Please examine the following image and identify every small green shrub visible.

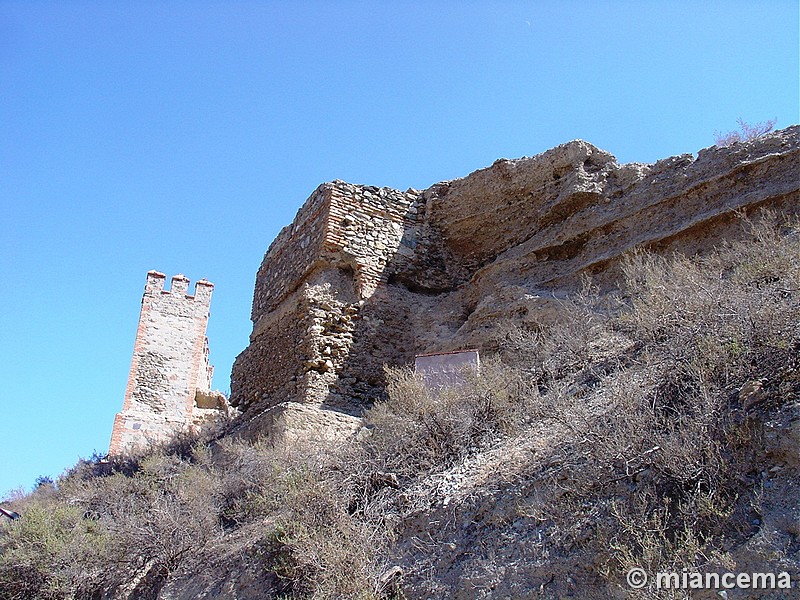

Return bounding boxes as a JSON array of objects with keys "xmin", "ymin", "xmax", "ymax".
[{"xmin": 0, "ymin": 499, "xmax": 108, "ymax": 599}]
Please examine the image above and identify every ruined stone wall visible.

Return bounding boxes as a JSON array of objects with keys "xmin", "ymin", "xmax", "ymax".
[
  {"xmin": 231, "ymin": 182, "xmax": 424, "ymax": 414},
  {"xmin": 249, "ymin": 181, "xmax": 422, "ymax": 331},
  {"xmin": 109, "ymin": 272, "xmax": 222, "ymax": 454},
  {"xmin": 322, "ymin": 181, "xmax": 421, "ymax": 297},
  {"xmin": 230, "ymin": 126, "xmax": 800, "ymax": 430}
]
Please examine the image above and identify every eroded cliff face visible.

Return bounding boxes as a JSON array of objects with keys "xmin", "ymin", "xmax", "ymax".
[{"xmin": 230, "ymin": 126, "xmax": 799, "ymax": 426}]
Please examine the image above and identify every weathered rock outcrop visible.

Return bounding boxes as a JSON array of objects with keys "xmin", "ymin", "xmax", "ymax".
[{"xmin": 230, "ymin": 127, "xmax": 799, "ymax": 431}]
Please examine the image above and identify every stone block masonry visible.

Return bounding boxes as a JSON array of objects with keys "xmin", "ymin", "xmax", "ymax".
[
  {"xmin": 249, "ymin": 181, "xmax": 423, "ymax": 331},
  {"xmin": 109, "ymin": 271, "xmax": 228, "ymax": 455}
]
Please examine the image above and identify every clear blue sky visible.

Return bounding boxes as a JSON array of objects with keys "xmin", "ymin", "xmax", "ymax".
[{"xmin": 1, "ymin": 1, "xmax": 797, "ymax": 496}]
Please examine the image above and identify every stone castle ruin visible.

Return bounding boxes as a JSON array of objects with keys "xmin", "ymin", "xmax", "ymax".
[
  {"xmin": 109, "ymin": 271, "xmax": 228, "ymax": 455},
  {"xmin": 228, "ymin": 126, "xmax": 799, "ymax": 435},
  {"xmin": 110, "ymin": 126, "xmax": 799, "ymax": 449}
]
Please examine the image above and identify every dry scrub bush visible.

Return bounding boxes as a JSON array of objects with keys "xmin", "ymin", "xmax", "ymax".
[
  {"xmin": 0, "ymin": 500, "xmax": 107, "ymax": 599},
  {"xmin": 213, "ymin": 439, "xmax": 385, "ymax": 599},
  {"xmin": 0, "ymin": 437, "xmax": 386, "ymax": 600},
  {"xmin": 507, "ymin": 211, "xmax": 799, "ymax": 594},
  {"xmin": 0, "ymin": 449, "xmax": 221, "ymax": 599},
  {"xmin": 359, "ymin": 358, "xmax": 530, "ymax": 483},
  {"xmin": 714, "ymin": 118, "xmax": 777, "ymax": 147},
  {"xmin": 55, "ymin": 454, "xmax": 221, "ymax": 598},
  {"xmin": 252, "ymin": 467, "xmax": 380, "ymax": 599}
]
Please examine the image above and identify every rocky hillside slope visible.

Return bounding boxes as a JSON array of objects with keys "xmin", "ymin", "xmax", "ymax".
[
  {"xmin": 1, "ymin": 128, "xmax": 798, "ymax": 600},
  {"xmin": 2, "ymin": 207, "xmax": 797, "ymax": 600}
]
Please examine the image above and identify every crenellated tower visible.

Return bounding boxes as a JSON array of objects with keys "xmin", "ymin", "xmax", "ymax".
[{"xmin": 109, "ymin": 271, "xmax": 227, "ymax": 455}]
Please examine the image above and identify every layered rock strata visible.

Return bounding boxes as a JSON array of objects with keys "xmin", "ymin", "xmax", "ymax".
[{"xmin": 230, "ymin": 127, "xmax": 799, "ymax": 424}]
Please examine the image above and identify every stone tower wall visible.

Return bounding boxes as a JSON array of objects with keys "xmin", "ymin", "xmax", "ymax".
[
  {"xmin": 109, "ymin": 272, "xmax": 217, "ymax": 455},
  {"xmin": 231, "ymin": 181, "xmax": 423, "ymax": 414}
]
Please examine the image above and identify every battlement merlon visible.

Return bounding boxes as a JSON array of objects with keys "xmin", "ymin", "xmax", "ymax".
[
  {"xmin": 194, "ymin": 279, "xmax": 214, "ymax": 304},
  {"xmin": 143, "ymin": 271, "xmax": 214, "ymax": 304},
  {"xmin": 144, "ymin": 270, "xmax": 166, "ymax": 294},
  {"xmin": 170, "ymin": 274, "xmax": 190, "ymax": 295}
]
